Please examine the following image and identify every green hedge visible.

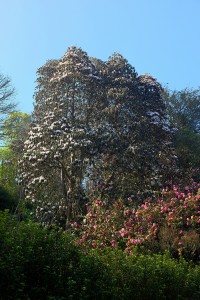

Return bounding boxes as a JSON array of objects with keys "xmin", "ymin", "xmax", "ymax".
[{"xmin": 0, "ymin": 210, "xmax": 199, "ymax": 299}]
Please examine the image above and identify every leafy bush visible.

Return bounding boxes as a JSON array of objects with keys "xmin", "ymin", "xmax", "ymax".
[
  {"xmin": 0, "ymin": 210, "xmax": 200, "ymax": 299},
  {"xmin": 91, "ymin": 249, "xmax": 191, "ymax": 300},
  {"xmin": 0, "ymin": 211, "xmax": 114, "ymax": 299},
  {"xmin": 0, "ymin": 210, "xmax": 81, "ymax": 299}
]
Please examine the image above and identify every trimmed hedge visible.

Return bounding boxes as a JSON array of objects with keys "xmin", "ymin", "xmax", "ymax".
[{"xmin": 0, "ymin": 210, "xmax": 199, "ymax": 299}]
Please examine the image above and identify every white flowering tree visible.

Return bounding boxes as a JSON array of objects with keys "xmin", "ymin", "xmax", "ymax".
[
  {"xmin": 19, "ymin": 47, "xmax": 104, "ymax": 226},
  {"xmin": 19, "ymin": 47, "xmax": 176, "ymax": 227}
]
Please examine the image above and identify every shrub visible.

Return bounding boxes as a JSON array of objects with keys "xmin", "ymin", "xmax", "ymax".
[
  {"xmin": 84, "ymin": 248, "xmax": 200, "ymax": 300},
  {"xmin": 73, "ymin": 181, "xmax": 200, "ymax": 260},
  {"xmin": 0, "ymin": 211, "xmax": 81, "ymax": 299}
]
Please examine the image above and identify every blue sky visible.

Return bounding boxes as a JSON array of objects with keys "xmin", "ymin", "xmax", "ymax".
[{"xmin": 0, "ymin": 0, "xmax": 200, "ymax": 114}]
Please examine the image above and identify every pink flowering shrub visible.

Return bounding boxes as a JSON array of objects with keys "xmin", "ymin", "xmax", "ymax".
[{"xmin": 72, "ymin": 181, "xmax": 200, "ymax": 259}]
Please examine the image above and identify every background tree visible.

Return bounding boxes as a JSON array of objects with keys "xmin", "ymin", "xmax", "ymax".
[
  {"xmin": 0, "ymin": 73, "xmax": 17, "ymax": 210},
  {"xmin": 0, "ymin": 112, "xmax": 30, "ymax": 210},
  {"xmin": 0, "ymin": 73, "xmax": 16, "ymax": 135},
  {"xmin": 0, "ymin": 147, "xmax": 17, "ymax": 210},
  {"xmin": 20, "ymin": 47, "xmax": 176, "ymax": 227},
  {"xmin": 2, "ymin": 111, "xmax": 31, "ymax": 155},
  {"xmin": 164, "ymin": 88, "xmax": 200, "ymax": 133},
  {"xmin": 164, "ymin": 88, "xmax": 200, "ymax": 180}
]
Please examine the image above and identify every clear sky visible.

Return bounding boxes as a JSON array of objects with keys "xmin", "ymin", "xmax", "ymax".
[{"xmin": 0, "ymin": 0, "xmax": 200, "ymax": 114}]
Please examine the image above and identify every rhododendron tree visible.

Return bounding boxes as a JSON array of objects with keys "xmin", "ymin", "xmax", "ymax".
[{"xmin": 19, "ymin": 46, "xmax": 176, "ymax": 226}]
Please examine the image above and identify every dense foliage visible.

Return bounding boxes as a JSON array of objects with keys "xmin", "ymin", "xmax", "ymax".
[
  {"xmin": 0, "ymin": 210, "xmax": 200, "ymax": 300},
  {"xmin": 0, "ymin": 184, "xmax": 16, "ymax": 211}
]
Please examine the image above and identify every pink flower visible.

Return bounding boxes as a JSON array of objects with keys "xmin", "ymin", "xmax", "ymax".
[
  {"xmin": 111, "ymin": 240, "xmax": 116, "ymax": 247},
  {"xmin": 119, "ymin": 228, "xmax": 127, "ymax": 237}
]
